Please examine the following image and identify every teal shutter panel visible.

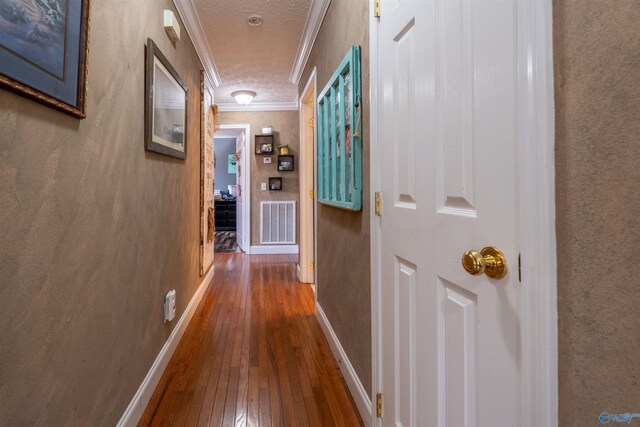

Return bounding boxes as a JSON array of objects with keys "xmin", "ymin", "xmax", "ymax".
[{"xmin": 316, "ymin": 45, "xmax": 362, "ymax": 211}]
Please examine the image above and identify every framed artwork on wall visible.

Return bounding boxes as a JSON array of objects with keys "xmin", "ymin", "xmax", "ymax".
[
  {"xmin": 0, "ymin": 0, "xmax": 91, "ymax": 118},
  {"xmin": 228, "ymin": 154, "xmax": 237, "ymax": 173},
  {"xmin": 269, "ymin": 177, "xmax": 282, "ymax": 191},
  {"xmin": 255, "ymin": 135, "xmax": 274, "ymax": 155},
  {"xmin": 145, "ymin": 38, "xmax": 188, "ymax": 159},
  {"xmin": 278, "ymin": 155, "xmax": 294, "ymax": 171}
]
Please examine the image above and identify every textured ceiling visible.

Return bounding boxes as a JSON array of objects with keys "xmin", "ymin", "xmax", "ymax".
[{"xmin": 192, "ymin": 0, "xmax": 313, "ymax": 105}]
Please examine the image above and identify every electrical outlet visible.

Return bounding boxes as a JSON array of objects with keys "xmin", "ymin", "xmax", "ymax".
[
  {"xmin": 261, "ymin": 182, "xmax": 267, "ymax": 191},
  {"xmin": 164, "ymin": 290, "xmax": 176, "ymax": 322}
]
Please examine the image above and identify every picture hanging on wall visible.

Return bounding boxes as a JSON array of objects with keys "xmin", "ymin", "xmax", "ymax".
[
  {"xmin": 0, "ymin": 0, "xmax": 91, "ymax": 118},
  {"xmin": 255, "ymin": 134, "xmax": 274, "ymax": 155},
  {"xmin": 269, "ymin": 177, "xmax": 282, "ymax": 191},
  {"xmin": 145, "ymin": 38, "xmax": 188, "ymax": 159},
  {"xmin": 278, "ymin": 155, "xmax": 294, "ymax": 172},
  {"xmin": 228, "ymin": 154, "xmax": 237, "ymax": 173}
]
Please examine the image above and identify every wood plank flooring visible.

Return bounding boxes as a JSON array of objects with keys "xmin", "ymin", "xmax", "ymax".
[{"xmin": 139, "ymin": 254, "xmax": 363, "ymax": 427}]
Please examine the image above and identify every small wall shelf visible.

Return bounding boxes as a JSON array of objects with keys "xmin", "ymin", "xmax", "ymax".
[
  {"xmin": 278, "ymin": 155, "xmax": 294, "ymax": 171},
  {"xmin": 316, "ymin": 45, "xmax": 362, "ymax": 211},
  {"xmin": 269, "ymin": 177, "xmax": 282, "ymax": 191},
  {"xmin": 255, "ymin": 135, "xmax": 274, "ymax": 155}
]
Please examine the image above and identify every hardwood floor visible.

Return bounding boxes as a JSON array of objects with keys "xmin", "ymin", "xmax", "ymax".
[{"xmin": 139, "ymin": 253, "xmax": 363, "ymax": 427}]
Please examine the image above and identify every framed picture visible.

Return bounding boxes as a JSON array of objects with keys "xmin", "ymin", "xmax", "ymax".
[
  {"xmin": 255, "ymin": 135, "xmax": 274, "ymax": 155},
  {"xmin": 228, "ymin": 154, "xmax": 237, "ymax": 173},
  {"xmin": 145, "ymin": 38, "xmax": 188, "ymax": 159},
  {"xmin": 0, "ymin": 0, "xmax": 90, "ymax": 118},
  {"xmin": 269, "ymin": 177, "xmax": 282, "ymax": 191},
  {"xmin": 278, "ymin": 155, "xmax": 294, "ymax": 171}
]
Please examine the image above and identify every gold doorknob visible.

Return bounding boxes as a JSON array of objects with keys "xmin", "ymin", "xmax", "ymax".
[{"xmin": 461, "ymin": 247, "xmax": 507, "ymax": 279}]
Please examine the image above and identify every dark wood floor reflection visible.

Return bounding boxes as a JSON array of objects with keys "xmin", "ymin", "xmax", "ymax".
[{"xmin": 139, "ymin": 254, "xmax": 363, "ymax": 427}]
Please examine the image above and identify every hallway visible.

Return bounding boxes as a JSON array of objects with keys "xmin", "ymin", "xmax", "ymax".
[{"xmin": 139, "ymin": 254, "xmax": 363, "ymax": 426}]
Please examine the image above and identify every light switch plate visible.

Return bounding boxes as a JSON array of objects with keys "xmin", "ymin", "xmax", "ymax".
[{"xmin": 261, "ymin": 182, "xmax": 267, "ymax": 191}]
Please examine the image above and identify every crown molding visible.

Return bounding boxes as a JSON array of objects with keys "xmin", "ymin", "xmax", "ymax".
[
  {"xmin": 218, "ymin": 99, "xmax": 299, "ymax": 112},
  {"xmin": 289, "ymin": 0, "xmax": 332, "ymax": 86},
  {"xmin": 172, "ymin": 0, "xmax": 222, "ymax": 87}
]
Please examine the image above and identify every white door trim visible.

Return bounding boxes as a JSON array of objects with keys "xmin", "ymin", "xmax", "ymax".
[
  {"xmin": 298, "ymin": 68, "xmax": 318, "ymax": 286},
  {"xmin": 368, "ymin": 0, "xmax": 558, "ymax": 426},
  {"xmin": 516, "ymin": 1, "xmax": 558, "ymax": 425},
  {"xmin": 369, "ymin": 3, "xmax": 382, "ymax": 425},
  {"xmin": 217, "ymin": 124, "xmax": 251, "ymax": 254}
]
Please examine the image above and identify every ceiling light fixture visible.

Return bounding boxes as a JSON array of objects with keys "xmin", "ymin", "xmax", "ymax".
[
  {"xmin": 246, "ymin": 14, "xmax": 263, "ymax": 26},
  {"xmin": 232, "ymin": 90, "xmax": 257, "ymax": 105}
]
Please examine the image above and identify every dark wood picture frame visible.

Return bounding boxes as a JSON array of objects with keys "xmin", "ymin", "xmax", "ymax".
[
  {"xmin": 278, "ymin": 155, "xmax": 295, "ymax": 171},
  {"xmin": 255, "ymin": 135, "xmax": 275, "ymax": 155},
  {"xmin": 145, "ymin": 38, "xmax": 188, "ymax": 159},
  {"xmin": 0, "ymin": 0, "xmax": 91, "ymax": 118},
  {"xmin": 269, "ymin": 177, "xmax": 282, "ymax": 191}
]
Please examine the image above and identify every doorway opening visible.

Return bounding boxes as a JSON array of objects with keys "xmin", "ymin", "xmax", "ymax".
[
  {"xmin": 214, "ymin": 124, "xmax": 251, "ymax": 253},
  {"xmin": 298, "ymin": 69, "xmax": 317, "ymax": 288}
]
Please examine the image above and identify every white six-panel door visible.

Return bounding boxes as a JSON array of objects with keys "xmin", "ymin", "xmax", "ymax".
[{"xmin": 377, "ymin": 0, "xmax": 522, "ymax": 425}]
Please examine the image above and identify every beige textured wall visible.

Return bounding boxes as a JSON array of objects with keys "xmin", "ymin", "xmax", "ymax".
[
  {"xmin": 299, "ymin": 0, "xmax": 371, "ymax": 395},
  {"xmin": 554, "ymin": 1, "xmax": 640, "ymax": 425},
  {"xmin": 219, "ymin": 111, "xmax": 300, "ymax": 246},
  {"xmin": 0, "ymin": 1, "xmax": 203, "ymax": 424}
]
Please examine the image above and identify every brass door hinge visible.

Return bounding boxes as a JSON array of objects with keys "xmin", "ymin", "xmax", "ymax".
[
  {"xmin": 374, "ymin": 0, "xmax": 381, "ymax": 18},
  {"xmin": 375, "ymin": 192, "xmax": 382, "ymax": 216},
  {"xmin": 309, "ymin": 190, "xmax": 314, "ymax": 199},
  {"xmin": 309, "ymin": 118, "xmax": 314, "ymax": 128},
  {"xmin": 376, "ymin": 393, "xmax": 383, "ymax": 418},
  {"xmin": 310, "ymin": 261, "xmax": 315, "ymax": 270}
]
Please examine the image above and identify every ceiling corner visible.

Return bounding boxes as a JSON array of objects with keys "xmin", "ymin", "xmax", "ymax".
[
  {"xmin": 172, "ymin": 0, "xmax": 222, "ymax": 87},
  {"xmin": 289, "ymin": 0, "xmax": 332, "ymax": 86}
]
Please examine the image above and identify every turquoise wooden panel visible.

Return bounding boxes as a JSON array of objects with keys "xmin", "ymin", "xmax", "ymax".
[
  {"xmin": 317, "ymin": 99, "xmax": 325, "ymax": 200},
  {"xmin": 316, "ymin": 45, "xmax": 362, "ymax": 211}
]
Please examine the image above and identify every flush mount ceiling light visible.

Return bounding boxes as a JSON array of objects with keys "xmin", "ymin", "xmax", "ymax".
[
  {"xmin": 246, "ymin": 14, "xmax": 263, "ymax": 26},
  {"xmin": 232, "ymin": 90, "xmax": 257, "ymax": 105}
]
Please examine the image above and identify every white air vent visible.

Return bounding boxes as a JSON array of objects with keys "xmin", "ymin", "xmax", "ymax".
[{"xmin": 260, "ymin": 201, "xmax": 296, "ymax": 244}]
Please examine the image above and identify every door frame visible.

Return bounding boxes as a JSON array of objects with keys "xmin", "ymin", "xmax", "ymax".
[
  {"xmin": 368, "ymin": 0, "xmax": 558, "ymax": 426},
  {"xmin": 298, "ymin": 68, "xmax": 318, "ymax": 286},
  {"xmin": 216, "ymin": 124, "xmax": 251, "ymax": 253}
]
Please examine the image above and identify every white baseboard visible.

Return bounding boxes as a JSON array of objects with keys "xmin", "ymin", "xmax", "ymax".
[
  {"xmin": 117, "ymin": 266, "xmax": 215, "ymax": 426},
  {"xmin": 316, "ymin": 303, "xmax": 373, "ymax": 425},
  {"xmin": 249, "ymin": 245, "xmax": 299, "ymax": 255}
]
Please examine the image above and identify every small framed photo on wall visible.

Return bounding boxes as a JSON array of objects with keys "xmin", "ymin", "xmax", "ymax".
[
  {"xmin": 269, "ymin": 177, "xmax": 282, "ymax": 191},
  {"xmin": 277, "ymin": 155, "xmax": 294, "ymax": 171},
  {"xmin": 255, "ymin": 135, "xmax": 274, "ymax": 155}
]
